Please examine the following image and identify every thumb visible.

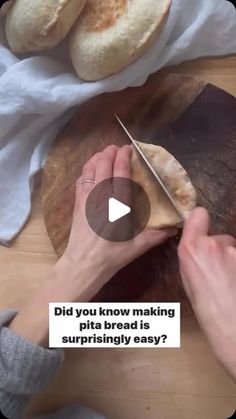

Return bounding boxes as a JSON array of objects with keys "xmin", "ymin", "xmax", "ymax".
[
  {"xmin": 137, "ymin": 227, "xmax": 178, "ymax": 253},
  {"xmin": 182, "ymin": 207, "xmax": 210, "ymax": 242}
]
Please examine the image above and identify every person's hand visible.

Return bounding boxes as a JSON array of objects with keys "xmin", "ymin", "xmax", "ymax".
[
  {"xmin": 9, "ymin": 145, "xmax": 176, "ymax": 347},
  {"xmin": 178, "ymin": 207, "xmax": 236, "ymax": 379},
  {"xmin": 60, "ymin": 144, "xmax": 177, "ymax": 300}
]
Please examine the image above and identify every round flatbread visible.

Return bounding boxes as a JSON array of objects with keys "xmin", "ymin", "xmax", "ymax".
[
  {"xmin": 70, "ymin": 0, "xmax": 171, "ymax": 81},
  {"xmin": 131, "ymin": 142, "xmax": 197, "ymax": 229},
  {"xmin": 5, "ymin": 0, "xmax": 87, "ymax": 54},
  {"xmin": 0, "ymin": 1, "xmax": 12, "ymax": 17}
]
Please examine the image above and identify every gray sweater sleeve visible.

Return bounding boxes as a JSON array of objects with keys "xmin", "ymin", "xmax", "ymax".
[{"xmin": 0, "ymin": 310, "xmax": 64, "ymax": 419}]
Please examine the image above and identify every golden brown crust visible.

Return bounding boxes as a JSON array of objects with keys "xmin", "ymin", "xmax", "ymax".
[
  {"xmin": 70, "ymin": 0, "xmax": 171, "ymax": 81},
  {"xmin": 5, "ymin": 0, "xmax": 87, "ymax": 54},
  {"xmin": 82, "ymin": 0, "xmax": 128, "ymax": 32}
]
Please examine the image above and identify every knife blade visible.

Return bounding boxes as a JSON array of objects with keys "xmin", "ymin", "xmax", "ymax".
[{"xmin": 115, "ymin": 114, "xmax": 186, "ymax": 223}]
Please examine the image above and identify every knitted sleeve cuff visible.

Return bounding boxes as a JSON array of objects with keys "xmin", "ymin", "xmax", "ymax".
[{"xmin": 0, "ymin": 309, "xmax": 64, "ymax": 395}]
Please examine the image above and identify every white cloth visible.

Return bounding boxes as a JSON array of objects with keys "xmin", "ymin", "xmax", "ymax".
[{"xmin": 0, "ymin": 0, "xmax": 236, "ymax": 245}]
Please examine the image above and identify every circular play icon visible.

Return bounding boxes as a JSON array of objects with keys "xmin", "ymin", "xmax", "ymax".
[{"xmin": 85, "ymin": 177, "xmax": 151, "ymax": 242}]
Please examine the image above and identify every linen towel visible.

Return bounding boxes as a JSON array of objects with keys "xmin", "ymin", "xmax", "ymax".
[{"xmin": 0, "ymin": 0, "xmax": 236, "ymax": 245}]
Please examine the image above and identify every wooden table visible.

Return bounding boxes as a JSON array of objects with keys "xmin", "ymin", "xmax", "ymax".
[{"xmin": 1, "ymin": 56, "xmax": 236, "ymax": 419}]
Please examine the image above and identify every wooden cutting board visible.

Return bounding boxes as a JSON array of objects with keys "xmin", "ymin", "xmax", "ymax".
[{"xmin": 41, "ymin": 73, "xmax": 236, "ymax": 315}]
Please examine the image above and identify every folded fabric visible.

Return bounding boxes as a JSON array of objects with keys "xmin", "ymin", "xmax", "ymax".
[
  {"xmin": 0, "ymin": 310, "xmax": 63, "ymax": 419},
  {"xmin": 0, "ymin": 0, "xmax": 236, "ymax": 245}
]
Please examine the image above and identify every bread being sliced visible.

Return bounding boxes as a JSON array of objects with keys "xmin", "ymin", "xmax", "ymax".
[
  {"xmin": 70, "ymin": 0, "xmax": 171, "ymax": 81},
  {"xmin": 131, "ymin": 142, "xmax": 197, "ymax": 229},
  {"xmin": 6, "ymin": 0, "xmax": 87, "ymax": 54}
]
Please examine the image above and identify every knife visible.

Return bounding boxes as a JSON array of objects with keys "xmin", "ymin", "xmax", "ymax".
[{"xmin": 115, "ymin": 114, "xmax": 186, "ymax": 223}]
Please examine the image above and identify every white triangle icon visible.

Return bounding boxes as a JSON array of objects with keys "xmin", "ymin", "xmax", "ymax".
[{"xmin": 108, "ymin": 197, "xmax": 131, "ymax": 223}]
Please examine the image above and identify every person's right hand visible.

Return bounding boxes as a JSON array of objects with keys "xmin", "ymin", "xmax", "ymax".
[{"xmin": 178, "ymin": 207, "xmax": 236, "ymax": 380}]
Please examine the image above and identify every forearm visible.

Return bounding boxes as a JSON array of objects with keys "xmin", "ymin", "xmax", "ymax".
[
  {"xmin": 0, "ymin": 257, "xmax": 109, "ymax": 419},
  {"xmin": 0, "ymin": 310, "xmax": 63, "ymax": 419},
  {"xmin": 9, "ymin": 256, "xmax": 110, "ymax": 348}
]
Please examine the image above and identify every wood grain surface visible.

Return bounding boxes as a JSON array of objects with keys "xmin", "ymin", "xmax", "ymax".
[{"xmin": 41, "ymin": 73, "xmax": 236, "ymax": 314}]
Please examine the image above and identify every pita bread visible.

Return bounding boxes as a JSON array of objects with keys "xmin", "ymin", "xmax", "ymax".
[
  {"xmin": 131, "ymin": 142, "xmax": 197, "ymax": 229},
  {"xmin": 70, "ymin": 0, "xmax": 171, "ymax": 81},
  {"xmin": 5, "ymin": 0, "xmax": 87, "ymax": 54},
  {"xmin": 0, "ymin": 1, "xmax": 12, "ymax": 17}
]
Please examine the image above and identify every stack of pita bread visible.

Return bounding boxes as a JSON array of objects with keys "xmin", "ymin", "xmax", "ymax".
[
  {"xmin": 4, "ymin": 0, "xmax": 171, "ymax": 80},
  {"xmin": 3, "ymin": 0, "xmax": 197, "ymax": 228}
]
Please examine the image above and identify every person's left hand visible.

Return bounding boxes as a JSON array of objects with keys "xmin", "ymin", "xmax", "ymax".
[
  {"xmin": 9, "ymin": 145, "xmax": 176, "ymax": 347},
  {"xmin": 59, "ymin": 144, "xmax": 177, "ymax": 299}
]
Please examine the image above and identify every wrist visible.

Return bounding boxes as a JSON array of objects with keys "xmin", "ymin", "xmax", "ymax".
[
  {"xmin": 54, "ymin": 254, "xmax": 111, "ymax": 301},
  {"xmin": 8, "ymin": 257, "xmax": 111, "ymax": 349}
]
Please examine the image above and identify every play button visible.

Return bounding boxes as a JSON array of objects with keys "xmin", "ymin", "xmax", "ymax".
[
  {"xmin": 108, "ymin": 198, "xmax": 131, "ymax": 223},
  {"xmin": 85, "ymin": 177, "xmax": 151, "ymax": 242}
]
